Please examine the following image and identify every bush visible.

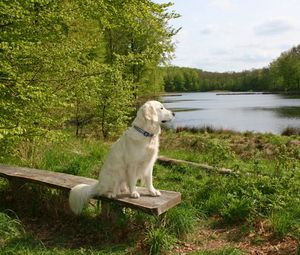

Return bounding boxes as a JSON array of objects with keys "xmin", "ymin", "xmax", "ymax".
[{"xmin": 221, "ymin": 196, "xmax": 253, "ymax": 224}]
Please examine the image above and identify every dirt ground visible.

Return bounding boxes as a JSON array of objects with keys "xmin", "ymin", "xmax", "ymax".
[{"xmin": 173, "ymin": 221, "xmax": 298, "ymax": 255}]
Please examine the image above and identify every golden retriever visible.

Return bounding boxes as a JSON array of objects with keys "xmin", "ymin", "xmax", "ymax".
[{"xmin": 69, "ymin": 100, "xmax": 175, "ymax": 214}]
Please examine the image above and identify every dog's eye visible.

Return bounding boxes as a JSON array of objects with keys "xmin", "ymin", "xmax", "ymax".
[{"xmin": 160, "ymin": 107, "xmax": 164, "ymax": 110}]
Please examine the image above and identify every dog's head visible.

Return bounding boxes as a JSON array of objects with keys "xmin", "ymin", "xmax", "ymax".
[{"xmin": 139, "ymin": 100, "xmax": 175, "ymax": 124}]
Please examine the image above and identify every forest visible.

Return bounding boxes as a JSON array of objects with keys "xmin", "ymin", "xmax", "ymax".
[
  {"xmin": 0, "ymin": 0, "xmax": 179, "ymax": 154},
  {"xmin": 163, "ymin": 45, "xmax": 300, "ymax": 92}
]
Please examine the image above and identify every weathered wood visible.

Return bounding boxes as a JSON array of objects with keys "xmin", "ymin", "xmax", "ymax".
[
  {"xmin": 0, "ymin": 164, "xmax": 181, "ymax": 216},
  {"xmin": 157, "ymin": 155, "xmax": 239, "ymax": 175}
]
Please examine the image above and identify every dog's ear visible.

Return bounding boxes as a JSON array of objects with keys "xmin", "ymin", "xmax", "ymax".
[{"xmin": 142, "ymin": 103, "xmax": 158, "ymax": 122}]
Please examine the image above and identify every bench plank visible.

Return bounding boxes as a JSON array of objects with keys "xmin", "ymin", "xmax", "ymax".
[{"xmin": 0, "ymin": 164, "xmax": 181, "ymax": 215}]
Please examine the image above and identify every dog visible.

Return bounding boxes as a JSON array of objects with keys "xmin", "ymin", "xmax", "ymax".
[{"xmin": 69, "ymin": 100, "xmax": 175, "ymax": 215}]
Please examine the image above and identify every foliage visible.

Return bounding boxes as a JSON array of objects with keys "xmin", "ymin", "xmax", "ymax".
[{"xmin": 0, "ymin": 0, "xmax": 179, "ymax": 155}]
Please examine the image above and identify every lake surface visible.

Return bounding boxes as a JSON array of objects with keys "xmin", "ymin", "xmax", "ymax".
[{"xmin": 161, "ymin": 92, "xmax": 300, "ymax": 134}]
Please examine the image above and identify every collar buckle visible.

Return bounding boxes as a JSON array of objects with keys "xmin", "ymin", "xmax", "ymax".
[{"xmin": 133, "ymin": 125, "xmax": 154, "ymax": 138}]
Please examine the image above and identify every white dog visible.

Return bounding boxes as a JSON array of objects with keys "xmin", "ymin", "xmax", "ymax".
[{"xmin": 69, "ymin": 100, "xmax": 175, "ymax": 215}]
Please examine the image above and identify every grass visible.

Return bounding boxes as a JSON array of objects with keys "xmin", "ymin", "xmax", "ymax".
[
  {"xmin": 0, "ymin": 211, "xmax": 24, "ymax": 244},
  {"xmin": 144, "ymin": 227, "xmax": 176, "ymax": 255},
  {"xmin": 193, "ymin": 247, "xmax": 243, "ymax": 255},
  {"xmin": 0, "ymin": 129, "xmax": 300, "ymax": 254}
]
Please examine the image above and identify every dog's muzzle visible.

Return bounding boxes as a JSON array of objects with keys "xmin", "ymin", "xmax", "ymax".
[{"xmin": 162, "ymin": 112, "xmax": 175, "ymax": 123}]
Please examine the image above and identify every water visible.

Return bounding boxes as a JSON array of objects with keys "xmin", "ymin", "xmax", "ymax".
[{"xmin": 161, "ymin": 92, "xmax": 300, "ymax": 134}]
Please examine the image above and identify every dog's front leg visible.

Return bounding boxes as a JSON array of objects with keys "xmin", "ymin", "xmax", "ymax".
[
  {"xmin": 145, "ymin": 168, "xmax": 161, "ymax": 197},
  {"xmin": 128, "ymin": 167, "xmax": 140, "ymax": 198}
]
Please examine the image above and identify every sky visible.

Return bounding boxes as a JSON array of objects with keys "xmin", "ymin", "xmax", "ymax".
[{"xmin": 154, "ymin": 0, "xmax": 300, "ymax": 72}]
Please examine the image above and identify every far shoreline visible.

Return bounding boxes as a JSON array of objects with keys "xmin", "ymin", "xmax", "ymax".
[{"xmin": 161, "ymin": 91, "xmax": 300, "ymax": 96}]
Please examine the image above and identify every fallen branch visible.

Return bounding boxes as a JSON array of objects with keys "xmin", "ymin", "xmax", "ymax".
[{"xmin": 157, "ymin": 156, "xmax": 240, "ymax": 175}]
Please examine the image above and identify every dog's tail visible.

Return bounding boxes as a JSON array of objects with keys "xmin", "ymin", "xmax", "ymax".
[{"xmin": 69, "ymin": 182, "xmax": 99, "ymax": 215}]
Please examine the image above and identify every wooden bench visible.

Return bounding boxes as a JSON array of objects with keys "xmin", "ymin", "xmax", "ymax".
[{"xmin": 0, "ymin": 164, "xmax": 181, "ymax": 216}]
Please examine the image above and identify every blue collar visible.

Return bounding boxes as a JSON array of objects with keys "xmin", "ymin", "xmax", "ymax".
[{"xmin": 133, "ymin": 125, "xmax": 154, "ymax": 137}]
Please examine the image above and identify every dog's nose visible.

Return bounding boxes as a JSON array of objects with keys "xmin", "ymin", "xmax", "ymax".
[{"xmin": 172, "ymin": 112, "xmax": 175, "ymax": 117}]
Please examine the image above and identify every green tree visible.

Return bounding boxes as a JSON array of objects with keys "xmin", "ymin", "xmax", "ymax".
[
  {"xmin": 0, "ymin": 0, "xmax": 69, "ymax": 152},
  {"xmin": 0, "ymin": 0, "xmax": 179, "ymax": 154}
]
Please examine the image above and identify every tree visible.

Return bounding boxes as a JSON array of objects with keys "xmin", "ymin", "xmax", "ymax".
[
  {"xmin": 0, "ymin": 0, "xmax": 179, "ymax": 155},
  {"xmin": 0, "ymin": 0, "xmax": 69, "ymax": 152}
]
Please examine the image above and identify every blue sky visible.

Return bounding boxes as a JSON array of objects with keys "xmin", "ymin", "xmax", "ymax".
[{"xmin": 154, "ymin": 0, "xmax": 300, "ymax": 72}]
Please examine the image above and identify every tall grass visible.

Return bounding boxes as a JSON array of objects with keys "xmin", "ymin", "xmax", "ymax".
[
  {"xmin": 0, "ymin": 212, "xmax": 24, "ymax": 243},
  {"xmin": 0, "ymin": 137, "xmax": 110, "ymax": 178},
  {"xmin": 144, "ymin": 227, "xmax": 176, "ymax": 255}
]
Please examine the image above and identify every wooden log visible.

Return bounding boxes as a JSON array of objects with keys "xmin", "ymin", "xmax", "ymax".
[
  {"xmin": 0, "ymin": 164, "xmax": 181, "ymax": 216},
  {"xmin": 157, "ymin": 155, "xmax": 239, "ymax": 175}
]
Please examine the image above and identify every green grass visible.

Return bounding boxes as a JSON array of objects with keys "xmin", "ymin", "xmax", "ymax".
[
  {"xmin": 0, "ymin": 212, "xmax": 24, "ymax": 243},
  {"xmin": 144, "ymin": 227, "xmax": 176, "ymax": 255},
  {"xmin": 0, "ymin": 129, "xmax": 300, "ymax": 254},
  {"xmin": 193, "ymin": 247, "xmax": 243, "ymax": 255},
  {"xmin": 0, "ymin": 136, "xmax": 110, "ymax": 178}
]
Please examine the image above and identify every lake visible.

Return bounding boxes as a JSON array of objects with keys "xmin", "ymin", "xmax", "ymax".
[{"xmin": 161, "ymin": 92, "xmax": 300, "ymax": 134}]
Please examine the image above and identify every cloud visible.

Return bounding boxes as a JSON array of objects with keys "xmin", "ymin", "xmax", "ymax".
[
  {"xmin": 199, "ymin": 25, "xmax": 216, "ymax": 35},
  {"xmin": 230, "ymin": 54, "xmax": 271, "ymax": 63},
  {"xmin": 212, "ymin": 48, "xmax": 233, "ymax": 55},
  {"xmin": 255, "ymin": 19, "xmax": 295, "ymax": 36}
]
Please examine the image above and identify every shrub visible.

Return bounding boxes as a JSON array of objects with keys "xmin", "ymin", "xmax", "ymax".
[
  {"xmin": 281, "ymin": 126, "xmax": 300, "ymax": 136},
  {"xmin": 221, "ymin": 196, "xmax": 253, "ymax": 224}
]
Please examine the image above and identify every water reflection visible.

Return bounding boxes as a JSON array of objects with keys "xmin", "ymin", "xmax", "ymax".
[
  {"xmin": 162, "ymin": 92, "xmax": 300, "ymax": 134},
  {"xmin": 273, "ymin": 107, "xmax": 300, "ymax": 118}
]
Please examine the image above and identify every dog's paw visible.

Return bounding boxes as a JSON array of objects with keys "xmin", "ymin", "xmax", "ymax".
[
  {"xmin": 107, "ymin": 192, "xmax": 117, "ymax": 199},
  {"xmin": 119, "ymin": 186, "xmax": 129, "ymax": 194},
  {"xmin": 130, "ymin": 191, "xmax": 140, "ymax": 199},
  {"xmin": 149, "ymin": 189, "xmax": 161, "ymax": 197}
]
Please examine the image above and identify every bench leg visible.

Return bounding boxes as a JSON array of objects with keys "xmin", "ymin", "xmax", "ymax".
[
  {"xmin": 8, "ymin": 178, "xmax": 26, "ymax": 193},
  {"xmin": 100, "ymin": 201, "xmax": 124, "ymax": 223}
]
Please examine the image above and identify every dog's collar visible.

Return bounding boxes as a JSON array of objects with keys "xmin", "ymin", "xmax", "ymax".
[{"xmin": 133, "ymin": 125, "xmax": 154, "ymax": 137}]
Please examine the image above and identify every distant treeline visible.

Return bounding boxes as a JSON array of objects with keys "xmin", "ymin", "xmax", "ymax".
[{"xmin": 162, "ymin": 45, "xmax": 300, "ymax": 92}]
